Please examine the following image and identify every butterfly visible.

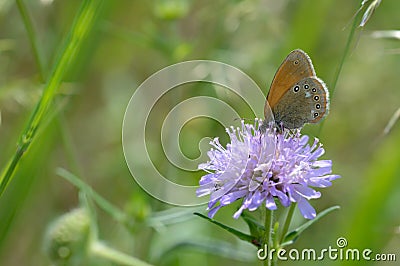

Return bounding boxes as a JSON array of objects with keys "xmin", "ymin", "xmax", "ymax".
[{"xmin": 264, "ymin": 49, "xmax": 330, "ymax": 132}]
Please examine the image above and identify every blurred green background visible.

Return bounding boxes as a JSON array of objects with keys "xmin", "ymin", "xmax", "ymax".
[{"xmin": 0, "ymin": 0, "xmax": 399, "ymax": 265}]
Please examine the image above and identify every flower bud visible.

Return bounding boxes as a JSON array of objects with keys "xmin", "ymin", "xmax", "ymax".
[{"xmin": 43, "ymin": 208, "xmax": 91, "ymax": 264}]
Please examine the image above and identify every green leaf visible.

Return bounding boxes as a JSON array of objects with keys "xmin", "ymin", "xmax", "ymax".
[
  {"xmin": 281, "ymin": 205, "xmax": 340, "ymax": 247},
  {"xmin": 240, "ymin": 211, "xmax": 265, "ymax": 246},
  {"xmin": 194, "ymin": 212, "xmax": 260, "ymax": 247}
]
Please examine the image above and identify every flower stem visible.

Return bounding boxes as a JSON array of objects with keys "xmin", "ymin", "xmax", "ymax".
[
  {"xmin": 272, "ymin": 222, "xmax": 280, "ymax": 266},
  {"xmin": 91, "ymin": 241, "xmax": 153, "ymax": 266},
  {"xmin": 263, "ymin": 209, "xmax": 274, "ymax": 266},
  {"xmin": 279, "ymin": 203, "xmax": 296, "ymax": 244}
]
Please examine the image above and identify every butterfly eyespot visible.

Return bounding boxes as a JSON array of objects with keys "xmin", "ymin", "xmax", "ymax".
[
  {"xmin": 294, "ymin": 60, "xmax": 299, "ymax": 65},
  {"xmin": 314, "ymin": 95, "xmax": 320, "ymax": 101},
  {"xmin": 304, "ymin": 84, "xmax": 309, "ymax": 89},
  {"xmin": 314, "ymin": 112, "xmax": 319, "ymax": 118},
  {"xmin": 312, "ymin": 88, "xmax": 317, "ymax": 93},
  {"xmin": 293, "ymin": 85, "xmax": 300, "ymax": 92},
  {"xmin": 316, "ymin": 103, "xmax": 321, "ymax": 109}
]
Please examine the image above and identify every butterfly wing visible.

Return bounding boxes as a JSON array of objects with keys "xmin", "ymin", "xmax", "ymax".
[
  {"xmin": 308, "ymin": 78, "xmax": 330, "ymax": 124},
  {"xmin": 265, "ymin": 49, "xmax": 316, "ymax": 118},
  {"xmin": 272, "ymin": 77, "xmax": 329, "ymax": 129}
]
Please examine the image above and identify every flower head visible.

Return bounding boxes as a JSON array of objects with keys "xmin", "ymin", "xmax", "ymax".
[{"xmin": 197, "ymin": 119, "xmax": 340, "ymax": 219}]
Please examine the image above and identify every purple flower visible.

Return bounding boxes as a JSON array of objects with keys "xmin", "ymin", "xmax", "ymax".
[{"xmin": 197, "ymin": 119, "xmax": 340, "ymax": 220}]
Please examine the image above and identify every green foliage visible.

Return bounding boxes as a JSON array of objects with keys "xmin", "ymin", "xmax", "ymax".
[
  {"xmin": 194, "ymin": 212, "xmax": 258, "ymax": 246},
  {"xmin": 0, "ymin": 0, "xmax": 104, "ymax": 196},
  {"xmin": 0, "ymin": 0, "xmax": 399, "ymax": 265}
]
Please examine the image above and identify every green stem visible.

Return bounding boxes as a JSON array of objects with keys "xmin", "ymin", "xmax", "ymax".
[
  {"xmin": 16, "ymin": 0, "xmax": 46, "ymax": 82},
  {"xmin": 330, "ymin": 14, "xmax": 360, "ymax": 98},
  {"xmin": 263, "ymin": 209, "xmax": 273, "ymax": 266},
  {"xmin": 279, "ymin": 203, "xmax": 296, "ymax": 244},
  {"xmin": 91, "ymin": 241, "xmax": 154, "ymax": 266},
  {"xmin": 317, "ymin": 2, "xmax": 363, "ymax": 136},
  {"xmin": 0, "ymin": 0, "xmax": 103, "ymax": 197},
  {"xmin": 57, "ymin": 168, "xmax": 127, "ymax": 224},
  {"xmin": 272, "ymin": 222, "xmax": 280, "ymax": 266}
]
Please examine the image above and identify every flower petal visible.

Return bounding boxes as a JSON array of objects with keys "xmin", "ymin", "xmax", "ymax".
[
  {"xmin": 196, "ymin": 120, "xmax": 340, "ymax": 220},
  {"xmin": 265, "ymin": 195, "xmax": 277, "ymax": 210},
  {"xmin": 294, "ymin": 184, "xmax": 321, "ymax": 199},
  {"xmin": 248, "ymin": 190, "xmax": 265, "ymax": 211},
  {"xmin": 220, "ymin": 190, "xmax": 247, "ymax": 205},
  {"xmin": 297, "ymin": 199, "xmax": 316, "ymax": 219},
  {"xmin": 208, "ymin": 205, "xmax": 222, "ymax": 218}
]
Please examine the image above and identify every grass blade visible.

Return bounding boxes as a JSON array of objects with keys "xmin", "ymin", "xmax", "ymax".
[
  {"xmin": 317, "ymin": 1, "xmax": 364, "ymax": 136},
  {"xmin": 0, "ymin": 0, "xmax": 103, "ymax": 197}
]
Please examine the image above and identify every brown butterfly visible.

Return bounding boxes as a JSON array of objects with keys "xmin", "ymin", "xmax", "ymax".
[{"xmin": 264, "ymin": 49, "xmax": 330, "ymax": 131}]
